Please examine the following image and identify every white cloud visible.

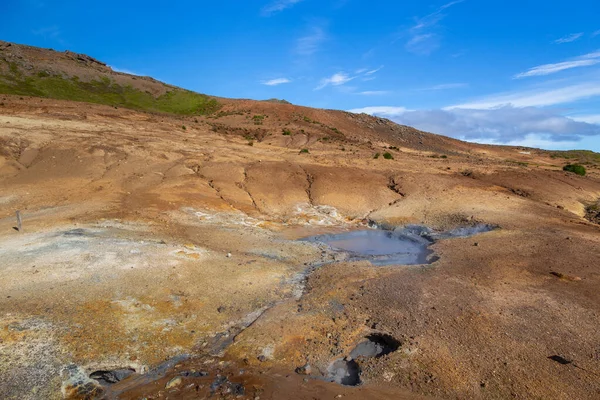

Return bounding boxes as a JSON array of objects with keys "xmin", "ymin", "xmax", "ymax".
[
  {"xmin": 514, "ymin": 51, "xmax": 600, "ymax": 78},
  {"xmin": 296, "ymin": 24, "xmax": 326, "ymax": 56},
  {"xmin": 554, "ymin": 33, "xmax": 584, "ymax": 44},
  {"xmin": 261, "ymin": 78, "xmax": 291, "ymax": 86},
  {"xmin": 348, "ymin": 106, "xmax": 410, "ymax": 117},
  {"xmin": 440, "ymin": 0, "xmax": 466, "ymax": 10},
  {"xmin": 448, "ymin": 82, "xmax": 600, "ymax": 109},
  {"xmin": 315, "ymin": 72, "xmax": 355, "ymax": 90},
  {"xmin": 315, "ymin": 66, "xmax": 385, "ymax": 90},
  {"xmin": 474, "ymin": 134, "xmax": 582, "ymax": 150},
  {"xmin": 581, "ymin": 51, "xmax": 600, "ymax": 59},
  {"xmin": 515, "ymin": 59, "xmax": 600, "ymax": 78},
  {"xmin": 570, "ymin": 114, "xmax": 600, "ymax": 124},
  {"xmin": 261, "ymin": 0, "xmax": 303, "ymax": 16},
  {"xmin": 422, "ymin": 83, "xmax": 468, "ymax": 90},
  {"xmin": 350, "ymin": 105, "xmax": 600, "ymax": 148},
  {"xmin": 405, "ymin": 0, "xmax": 464, "ymax": 55},
  {"xmin": 593, "ymin": 30, "xmax": 600, "ymax": 37},
  {"xmin": 357, "ymin": 91, "xmax": 391, "ymax": 96},
  {"xmin": 365, "ymin": 65, "xmax": 384, "ymax": 75},
  {"xmin": 110, "ymin": 66, "xmax": 142, "ymax": 76}
]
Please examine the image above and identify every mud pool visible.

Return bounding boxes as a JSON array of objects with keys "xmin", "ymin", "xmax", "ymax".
[{"xmin": 304, "ymin": 224, "xmax": 494, "ymax": 266}]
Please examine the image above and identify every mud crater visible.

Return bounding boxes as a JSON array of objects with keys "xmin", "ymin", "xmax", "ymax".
[
  {"xmin": 327, "ymin": 333, "xmax": 402, "ymax": 386},
  {"xmin": 304, "ymin": 224, "xmax": 495, "ymax": 266}
]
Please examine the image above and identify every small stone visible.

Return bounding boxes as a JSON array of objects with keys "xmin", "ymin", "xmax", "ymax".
[
  {"xmin": 257, "ymin": 355, "xmax": 266, "ymax": 362},
  {"xmin": 295, "ymin": 363, "xmax": 311, "ymax": 375},
  {"xmin": 226, "ymin": 252, "xmax": 232, "ymax": 258},
  {"xmin": 165, "ymin": 376, "xmax": 182, "ymax": 389},
  {"xmin": 473, "ymin": 242, "xmax": 479, "ymax": 246}
]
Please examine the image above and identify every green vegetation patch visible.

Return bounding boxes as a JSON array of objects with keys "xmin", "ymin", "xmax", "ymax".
[
  {"xmin": 252, "ymin": 115, "xmax": 265, "ymax": 125},
  {"xmin": 563, "ymin": 164, "xmax": 586, "ymax": 176},
  {"xmin": 0, "ymin": 67, "xmax": 220, "ymax": 115},
  {"xmin": 551, "ymin": 150, "xmax": 600, "ymax": 166},
  {"xmin": 382, "ymin": 152, "xmax": 394, "ymax": 160}
]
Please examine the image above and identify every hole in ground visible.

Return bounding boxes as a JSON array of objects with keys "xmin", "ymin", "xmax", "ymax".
[
  {"xmin": 327, "ymin": 359, "xmax": 360, "ymax": 386},
  {"xmin": 90, "ymin": 368, "xmax": 136, "ymax": 385},
  {"xmin": 349, "ymin": 333, "xmax": 401, "ymax": 359}
]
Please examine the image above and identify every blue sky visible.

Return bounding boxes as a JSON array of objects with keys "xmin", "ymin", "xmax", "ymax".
[{"xmin": 3, "ymin": 0, "xmax": 600, "ymax": 151}]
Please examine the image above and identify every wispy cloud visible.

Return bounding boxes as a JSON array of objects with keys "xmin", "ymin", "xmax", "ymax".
[
  {"xmin": 514, "ymin": 51, "xmax": 600, "ymax": 78},
  {"xmin": 593, "ymin": 30, "xmax": 600, "ymax": 37},
  {"xmin": 405, "ymin": 0, "xmax": 465, "ymax": 55},
  {"xmin": 554, "ymin": 32, "xmax": 584, "ymax": 44},
  {"xmin": 261, "ymin": 0, "xmax": 304, "ymax": 16},
  {"xmin": 315, "ymin": 67, "xmax": 385, "ymax": 90},
  {"xmin": 111, "ymin": 66, "xmax": 143, "ymax": 76},
  {"xmin": 365, "ymin": 65, "xmax": 384, "ymax": 75},
  {"xmin": 447, "ymin": 82, "xmax": 600, "ymax": 109},
  {"xmin": 296, "ymin": 24, "xmax": 326, "ymax": 56},
  {"xmin": 422, "ymin": 83, "xmax": 468, "ymax": 90},
  {"xmin": 357, "ymin": 90, "xmax": 391, "ymax": 96},
  {"xmin": 32, "ymin": 25, "xmax": 65, "ymax": 44},
  {"xmin": 261, "ymin": 78, "xmax": 292, "ymax": 86},
  {"xmin": 315, "ymin": 72, "xmax": 355, "ymax": 90}
]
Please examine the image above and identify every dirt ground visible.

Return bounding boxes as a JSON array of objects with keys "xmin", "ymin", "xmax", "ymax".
[{"xmin": 1, "ymin": 95, "xmax": 599, "ymax": 399}]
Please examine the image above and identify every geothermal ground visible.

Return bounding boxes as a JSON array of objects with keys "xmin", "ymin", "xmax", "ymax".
[{"xmin": 1, "ymin": 95, "xmax": 600, "ymax": 400}]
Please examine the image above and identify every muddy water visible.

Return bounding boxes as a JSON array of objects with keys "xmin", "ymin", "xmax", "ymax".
[{"xmin": 304, "ymin": 224, "xmax": 494, "ymax": 266}]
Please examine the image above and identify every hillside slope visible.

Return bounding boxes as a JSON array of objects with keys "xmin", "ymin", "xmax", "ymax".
[{"xmin": 0, "ymin": 40, "xmax": 219, "ymax": 115}]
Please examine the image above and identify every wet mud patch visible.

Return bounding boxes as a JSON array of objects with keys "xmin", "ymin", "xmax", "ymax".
[{"xmin": 303, "ymin": 224, "xmax": 495, "ymax": 266}]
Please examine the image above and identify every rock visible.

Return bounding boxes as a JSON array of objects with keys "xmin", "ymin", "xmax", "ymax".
[
  {"xmin": 90, "ymin": 369, "xmax": 135, "ymax": 384},
  {"xmin": 165, "ymin": 376, "xmax": 182, "ymax": 389},
  {"xmin": 226, "ymin": 252, "xmax": 232, "ymax": 258},
  {"xmin": 295, "ymin": 363, "xmax": 311, "ymax": 375},
  {"xmin": 179, "ymin": 370, "xmax": 208, "ymax": 377}
]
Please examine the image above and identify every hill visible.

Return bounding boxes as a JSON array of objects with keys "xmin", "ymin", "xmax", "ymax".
[{"xmin": 0, "ymin": 40, "xmax": 219, "ymax": 115}]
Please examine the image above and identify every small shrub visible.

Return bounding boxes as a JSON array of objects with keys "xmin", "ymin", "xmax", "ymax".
[
  {"xmin": 441, "ymin": 155, "xmax": 448, "ymax": 159},
  {"xmin": 373, "ymin": 153, "xmax": 380, "ymax": 159},
  {"xmin": 383, "ymin": 152, "xmax": 394, "ymax": 160},
  {"xmin": 388, "ymin": 146, "xmax": 399, "ymax": 151},
  {"xmin": 282, "ymin": 129, "xmax": 291, "ymax": 136},
  {"xmin": 182, "ymin": 125, "xmax": 186, "ymax": 130},
  {"xmin": 247, "ymin": 141, "xmax": 254, "ymax": 146},
  {"xmin": 563, "ymin": 164, "xmax": 586, "ymax": 176},
  {"xmin": 299, "ymin": 148, "xmax": 309, "ymax": 154}
]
